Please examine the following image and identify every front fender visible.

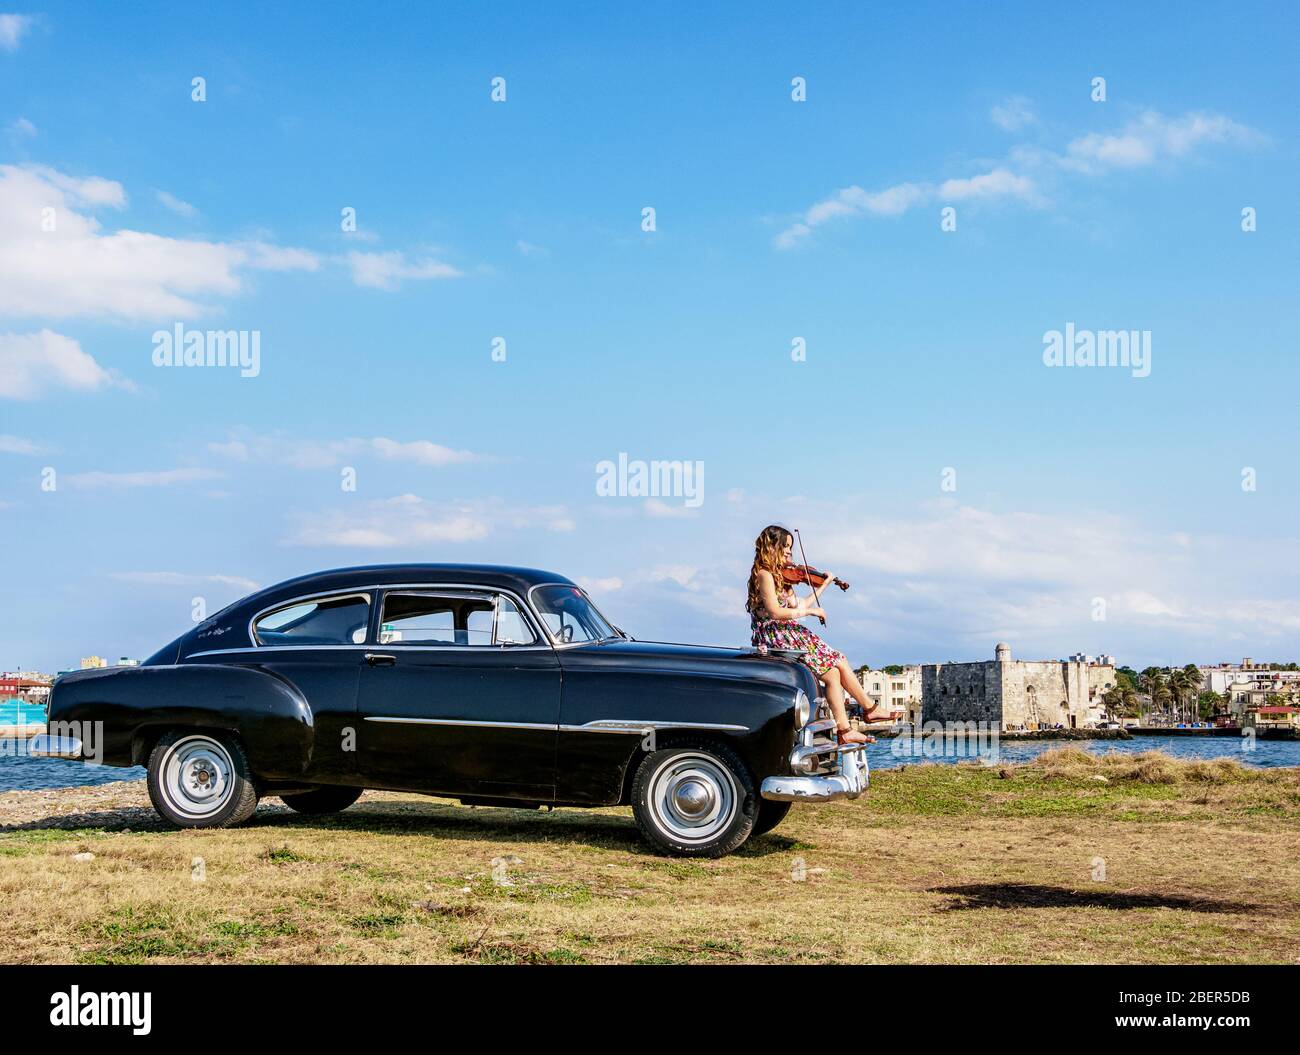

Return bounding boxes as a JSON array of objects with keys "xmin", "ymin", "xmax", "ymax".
[{"xmin": 46, "ymin": 664, "xmax": 314, "ymax": 778}]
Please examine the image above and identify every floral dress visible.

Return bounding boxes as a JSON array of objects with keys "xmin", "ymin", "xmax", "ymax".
[{"xmin": 750, "ymin": 584, "xmax": 845, "ymax": 677}]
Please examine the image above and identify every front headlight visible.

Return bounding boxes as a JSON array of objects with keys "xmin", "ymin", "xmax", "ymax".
[{"xmin": 794, "ymin": 689, "xmax": 810, "ymax": 728}]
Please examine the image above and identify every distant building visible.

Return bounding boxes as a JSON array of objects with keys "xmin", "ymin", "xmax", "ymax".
[
  {"xmin": 118, "ymin": 657, "xmax": 140, "ymax": 667},
  {"xmin": 1246, "ymin": 706, "xmax": 1300, "ymax": 731},
  {"xmin": 1067, "ymin": 652, "xmax": 1116, "ymax": 667},
  {"xmin": 0, "ymin": 672, "xmax": 53, "ymax": 699},
  {"xmin": 80, "ymin": 656, "xmax": 108, "ymax": 669},
  {"xmin": 922, "ymin": 643, "xmax": 1115, "ymax": 731},
  {"xmin": 855, "ymin": 665, "xmax": 921, "ymax": 724},
  {"xmin": 1197, "ymin": 664, "xmax": 1300, "ymax": 717}
]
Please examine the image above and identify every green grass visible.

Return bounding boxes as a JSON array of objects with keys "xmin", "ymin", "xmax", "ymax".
[{"xmin": 4, "ymin": 750, "xmax": 1298, "ymax": 964}]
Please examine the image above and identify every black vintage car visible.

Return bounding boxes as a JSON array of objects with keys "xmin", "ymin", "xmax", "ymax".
[{"xmin": 35, "ymin": 564, "xmax": 869, "ymax": 856}]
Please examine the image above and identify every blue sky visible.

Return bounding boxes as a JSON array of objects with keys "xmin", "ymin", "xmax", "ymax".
[{"xmin": 2, "ymin": 1, "xmax": 1298, "ymax": 673}]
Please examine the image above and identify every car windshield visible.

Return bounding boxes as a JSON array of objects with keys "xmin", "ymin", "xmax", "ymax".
[{"xmin": 531, "ymin": 585, "xmax": 618, "ymax": 644}]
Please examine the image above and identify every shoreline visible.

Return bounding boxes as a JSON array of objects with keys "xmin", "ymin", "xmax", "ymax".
[
  {"xmin": 0, "ymin": 723, "xmax": 46, "ymax": 740},
  {"xmin": 5, "ymin": 744, "xmax": 1300, "ymax": 827}
]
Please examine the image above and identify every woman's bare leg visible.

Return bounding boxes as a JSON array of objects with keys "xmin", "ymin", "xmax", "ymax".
[
  {"xmin": 835, "ymin": 659, "xmax": 881, "ymax": 716},
  {"xmin": 822, "ymin": 666, "xmax": 867, "ymax": 742}
]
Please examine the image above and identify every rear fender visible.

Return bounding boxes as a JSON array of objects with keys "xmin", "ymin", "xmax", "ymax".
[{"xmin": 46, "ymin": 664, "xmax": 313, "ymax": 778}]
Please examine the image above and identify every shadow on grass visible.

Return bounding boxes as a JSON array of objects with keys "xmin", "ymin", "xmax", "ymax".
[
  {"xmin": 930, "ymin": 882, "xmax": 1264, "ymax": 915},
  {"xmin": 3, "ymin": 807, "xmax": 167, "ymax": 833},
  {"xmin": 256, "ymin": 802, "xmax": 798, "ymax": 857},
  {"xmin": 5, "ymin": 797, "xmax": 801, "ymax": 858},
  {"xmin": 259, "ymin": 800, "xmax": 649, "ymax": 849}
]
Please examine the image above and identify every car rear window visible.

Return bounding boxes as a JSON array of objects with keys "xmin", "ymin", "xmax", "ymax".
[{"xmin": 253, "ymin": 594, "xmax": 371, "ymax": 646}]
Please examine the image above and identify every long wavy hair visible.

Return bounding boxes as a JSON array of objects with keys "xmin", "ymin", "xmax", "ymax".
[{"xmin": 746, "ymin": 524, "xmax": 792, "ymax": 614}]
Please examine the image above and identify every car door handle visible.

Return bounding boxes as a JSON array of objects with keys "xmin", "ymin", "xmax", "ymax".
[{"xmin": 364, "ymin": 653, "xmax": 397, "ymax": 666}]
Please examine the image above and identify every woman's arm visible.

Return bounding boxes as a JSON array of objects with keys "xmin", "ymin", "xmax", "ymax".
[{"xmin": 757, "ymin": 569, "xmax": 822, "ymax": 621}]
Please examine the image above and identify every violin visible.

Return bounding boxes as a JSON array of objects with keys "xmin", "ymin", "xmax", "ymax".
[
  {"xmin": 783, "ymin": 529, "xmax": 849, "ymax": 628},
  {"xmin": 781, "ymin": 564, "xmax": 850, "ymax": 592}
]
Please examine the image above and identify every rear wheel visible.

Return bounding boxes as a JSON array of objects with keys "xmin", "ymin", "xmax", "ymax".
[
  {"xmin": 147, "ymin": 729, "xmax": 259, "ymax": 828},
  {"xmin": 279, "ymin": 786, "xmax": 363, "ymax": 815},
  {"xmin": 752, "ymin": 799, "xmax": 792, "ymax": 837},
  {"xmin": 631, "ymin": 738, "xmax": 756, "ymax": 857}
]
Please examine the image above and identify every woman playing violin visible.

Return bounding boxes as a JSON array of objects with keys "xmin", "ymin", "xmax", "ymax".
[{"xmin": 746, "ymin": 524, "xmax": 886, "ymax": 744}]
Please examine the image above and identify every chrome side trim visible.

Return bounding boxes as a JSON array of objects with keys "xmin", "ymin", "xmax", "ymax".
[
  {"xmin": 359, "ymin": 717, "xmax": 750, "ymax": 733},
  {"xmin": 192, "ymin": 642, "xmax": 555, "ymax": 659},
  {"xmin": 189, "ymin": 645, "xmax": 373, "ymax": 659},
  {"xmin": 364, "ymin": 717, "xmax": 556, "ymax": 730},
  {"xmin": 575, "ymin": 719, "xmax": 749, "ymax": 734}
]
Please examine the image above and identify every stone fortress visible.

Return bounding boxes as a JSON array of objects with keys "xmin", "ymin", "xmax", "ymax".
[{"xmin": 922, "ymin": 643, "xmax": 1116, "ymax": 730}]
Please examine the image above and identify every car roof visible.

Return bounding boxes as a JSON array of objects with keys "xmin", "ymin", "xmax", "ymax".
[{"xmin": 239, "ymin": 564, "xmax": 577, "ymax": 611}]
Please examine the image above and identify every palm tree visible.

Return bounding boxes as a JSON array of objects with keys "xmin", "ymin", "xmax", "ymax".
[
  {"xmin": 1182, "ymin": 664, "xmax": 1202, "ymax": 722},
  {"xmin": 1154, "ymin": 684, "xmax": 1174, "ymax": 722},
  {"xmin": 1169, "ymin": 668, "xmax": 1191, "ymax": 723},
  {"xmin": 1140, "ymin": 668, "xmax": 1168, "ymax": 724},
  {"xmin": 1102, "ymin": 685, "xmax": 1138, "ymax": 721},
  {"xmin": 1101, "ymin": 686, "xmax": 1123, "ymax": 720}
]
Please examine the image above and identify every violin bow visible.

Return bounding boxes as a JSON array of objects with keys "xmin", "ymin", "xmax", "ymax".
[{"xmin": 793, "ymin": 527, "xmax": 827, "ymax": 626}]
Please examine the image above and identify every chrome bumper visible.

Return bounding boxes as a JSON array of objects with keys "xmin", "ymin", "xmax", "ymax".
[
  {"xmin": 760, "ymin": 717, "xmax": 870, "ymax": 803},
  {"xmin": 27, "ymin": 734, "xmax": 83, "ymax": 759}
]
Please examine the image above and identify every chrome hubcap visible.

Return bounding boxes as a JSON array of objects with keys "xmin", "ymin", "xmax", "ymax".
[
  {"xmin": 160, "ymin": 736, "xmax": 234, "ymax": 819},
  {"xmin": 649, "ymin": 753, "xmax": 737, "ymax": 843},
  {"xmin": 674, "ymin": 779, "xmax": 713, "ymax": 817}
]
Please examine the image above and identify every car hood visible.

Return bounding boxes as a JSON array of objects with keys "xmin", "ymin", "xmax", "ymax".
[{"xmin": 556, "ymin": 638, "xmax": 815, "ymax": 691}]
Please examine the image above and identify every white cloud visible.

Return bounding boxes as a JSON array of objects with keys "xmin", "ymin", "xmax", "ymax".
[
  {"xmin": 644, "ymin": 497, "xmax": 699, "ymax": 519},
  {"xmin": 0, "ymin": 329, "xmax": 132, "ymax": 399},
  {"xmin": 0, "ymin": 164, "xmax": 320, "ymax": 321},
  {"xmin": 1120, "ymin": 590, "xmax": 1183, "ymax": 619},
  {"xmin": 579, "ymin": 576, "xmax": 623, "ymax": 592},
  {"xmin": 0, "ymin": 433, "xmax": 43, "ymax": 454},
  {"xmin": 0, "ymin": 13, "xmax": 34, "ymax": 51},
  {"xmin": 7, "ymin": 116, "xmax": 35, "ymax": 138},
  {"xmin": 66, "ymin": 467, "xmax": 224, "ymax": 489},
  {"xmin": 347, "ymin": 250, "xmax": 461, "ymax": 290},
  {"xmin": 938, "ymin": 168, "xmax": 1035, "ymax": 201},
  {"xmin": 243, "ymin": 242, "xmax": 319, "ymax": 270},
  {"xmin": 207, "ymin": 432, "xmax": 486, "ymax": 469},
  {"xmin": 650, "ymin": 565, "xmax": 699, "ymax": 588},
  {"xmin": 515, "ymin": 240, "xmax": 549, "ymax": 257},
  {"xmin": 207, "ymin": 439, "xmax": 249, "ymax": 460},
  {"xmin": 289, "ymin": 494, "xmax": 575, "ymax": 547},
  {"xmin": 990, "ymin": 96, "xmax": 1036, "ymax": 132},
  {"xmin": 1063, "ymin": 110, "xmax": 1262, "ymax": 173},
  {"xmin": 155, "ymin": 189, "xmax": 198, "ymax": 218},
  {"xmin": 775, "ymin": 172, "xmax": 1028, "ymax": 247},
  {"xmin": 109, "ymin": 570, "xmax": 261, "ymax": 591},
  {"xmin": 776, "ymin": 108, "xmax": 1260, "ymax": 247}
]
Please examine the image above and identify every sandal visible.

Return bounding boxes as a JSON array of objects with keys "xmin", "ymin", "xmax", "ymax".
[{"xmin": 836, "ymin": 725, "xmax": 872, "ymax": 745}]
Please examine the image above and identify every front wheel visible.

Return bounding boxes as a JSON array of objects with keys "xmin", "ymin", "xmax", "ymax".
[
  {"xmin": 279, "ymin": 786, "xmax": 363, "ymax": 815},
  {"xmin": 147, "ymin": 729, "xmax": 259, "ymax": 828},
  {"xmin": 631, "ymin": 739, "xmax": 757, "ymax": 857}
]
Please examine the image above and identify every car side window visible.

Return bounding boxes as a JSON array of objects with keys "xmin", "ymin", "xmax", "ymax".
[
  {"xmin": 253, "ymin": 594, "xmax": 371, "ymax": 646},
  {"xmin": 493, "ymin": 597, "xmax": 537, "ymax": 645},
  {"xmin": 378, "ymin": 592, "xmax": 538, "ymax": 647}
]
